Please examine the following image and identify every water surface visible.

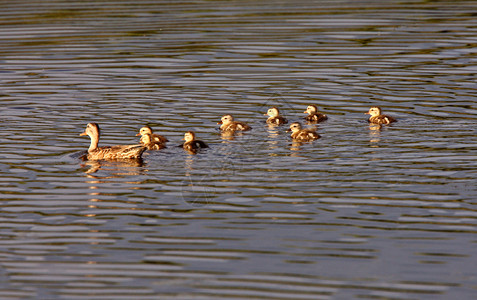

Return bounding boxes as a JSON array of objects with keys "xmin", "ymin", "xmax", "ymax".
[{"xmin": 1, "ymin": 0, "xmax": 476, "ymax": 299}]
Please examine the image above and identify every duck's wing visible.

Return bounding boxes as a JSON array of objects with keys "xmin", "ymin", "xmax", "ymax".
[
  {"xmin": 370, "ymin": 115, "xmax": 396, "ymax": 124},
  {"xmin": 307, "ymin": 130, "xmax": 321, "ymax": 140},
  {"xmin": 294, "ymin": 130, "xmax": 320, "ymax": 141},
  {"xmin": 312, "ymin": 114, "xmax": 327, "ymax": 122},
  {"xmin": 152, "ymin": 134, "xmax": 168, "ymax": 143},
  {"xmin": 91, "ymin": 144, "xmax": 146, "ymax": 160},
  {"xmin": 317, "ymin": 114, "xmax": 328, "ymax": 122},
  {"xmin": 305, "ymin": 114, "xmax": 327, "ymax": 123},
  {"xmin": 195, "ymin": 140, "xmax": 208, "ymax": 148},
  {"xmin": 235, "ymin": 122, "xmax": 251, "ymax": 131},
  {"xmin": 382, "ymin": 115, "xmax": 396, "ymax": 124}
]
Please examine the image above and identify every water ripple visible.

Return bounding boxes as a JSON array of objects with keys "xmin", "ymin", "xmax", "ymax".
[{"xmin": 1, "ymin": 0, "xmax": 477, "ymax": 299}]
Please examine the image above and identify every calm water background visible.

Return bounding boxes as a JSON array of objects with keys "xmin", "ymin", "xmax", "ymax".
[{"xmin": 1, "ymin": 0, "xmax": 476, "ymax": 299}]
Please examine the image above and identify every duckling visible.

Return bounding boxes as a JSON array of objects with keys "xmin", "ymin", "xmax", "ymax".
[
  {"xmin": 286, "ymin": 122, "xmax": 320, "ymax": 142},
  {"xmin": 366, "ymin": 106, "xmax": 396, "ymax": 124},
  {"xmin": 142, "ymin": 133, "xmax": 166, "ymax": 150},
  {"xmin": 217, "ymin": 114, "xmax": 251, "ymax": 131},
  {"xmin": 80, "ymin": 123, "xmax": 146, "ymax": 160},
  {"xmin": 304, "ymin": 105, "xmax": 328, "ymax": 123},
  {"xmin": 136, "ymin": 126, "xmax": 168, "ymax": 145},
  {"xmin": 264, "ymin": 107, "xmax": 287, "ymax": 125},
  {"xmin": 179, "ymin": 131, "xmax": 208, "ymax": 154}
]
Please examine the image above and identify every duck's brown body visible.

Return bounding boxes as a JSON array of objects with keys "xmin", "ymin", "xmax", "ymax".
[
  {"xmin": 267, "ymin": 116, "xmax": 288, "ymax": 125},
  {"xmin": 80, "ymin": 123, "xmax": 146, "ymax": 160},
  {"xmin": 305, "ymin": 113, "xmax": 328, "ymax": 123},
  {"xmin": 86, "ymin": 145, "xmax": 146, "ymax": 160}
]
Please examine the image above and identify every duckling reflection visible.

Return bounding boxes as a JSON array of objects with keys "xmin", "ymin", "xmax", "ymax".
[
  {"xmin": 220, "ymin": 129, "xmax": 244, "ymax": 141},
  {"xmin": 265, "ymin": 126, "xmax": 280, "ymax": 151},
  {"xmin": 289, "ymin": 140, "xmax": 305, "ymax": 152},
  {"xmin": 184, "ymin": 155, "xmax": 195, "ymax": 176},
  {"xmin": 368, "ymin": 123, "xmax": 382, "ymax": 145}
]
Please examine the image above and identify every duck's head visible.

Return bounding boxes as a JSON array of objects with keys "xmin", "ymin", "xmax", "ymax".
[
  {"xmin": 265, "ymin": 107, "xmax": 280, "ymax": 118},
  {"xmin": 183, "ymin": 131, "xmax": 196, "ymax": 142},
  {"xmin": 304, "ymin": 105, "xmax": 318, "ymax": 115},
  {"xmin": 136, "ymin": 126, "xmax": 153, "ymax": 136},
  {"xmin": 80, "ymin": 123, "xmax": 100, "ymax": 138},
  {"xmin": 286, "ymin": 122, "xmax": 302, "ymax": 133},
  {"xmin": 217, "ymin": 114, "xmax": 234, "ymax": 125},
  {"xmin": 366, "ymin": 106, "xmax": 382, "ymax": 116}
]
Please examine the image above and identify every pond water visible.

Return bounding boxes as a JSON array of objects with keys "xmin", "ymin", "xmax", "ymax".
[{"xmin": 1, "ymin": 0, "xmax": 476, "ymax": 299}]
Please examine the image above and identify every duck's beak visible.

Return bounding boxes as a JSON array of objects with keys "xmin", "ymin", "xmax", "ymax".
[
  {"xmin": 217, "ymin": 121, "xmax": 223, "ymax": 125},
  {"xmin": 286, "ymin": 128, "xmax": 291, "ymax": 133},
  {"xmin": 136, "ymin": 133, "xmax": 141, "ymax": 136},
  {"xmin": 365, "ymin": 112, "xmax": 370, "ymax": 115},
  {"xmin": 263, "ymin": 113, "xmax": 269, "ymax": 116},
  {"xmin": 80, "ymin": 132, "xmax": 87, "ymax": 136}
]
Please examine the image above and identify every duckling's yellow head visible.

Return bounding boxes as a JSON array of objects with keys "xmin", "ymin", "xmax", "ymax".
[
  {"xmin": 287, "ymin": 122, "xmax": 302, "ymax": 133},
  {"xmin": 304, "ymin": 105, "xmax": 318, "ymax": 115},
  {"xmin": 137, "ymin": 126, "xmax": 153, "ymax": 136},
  {"xmin": 183, "ymin": 131, "xmax": 196, "ymax": 142},
  {"xmin": 265, "ymin": 107, "xmax": 280, "ymax": 117},
  {"xmin": 218, "ymin": 114, "xmax": 234, "ymax": 125},
  {"xmin": 366, "ymin": 106, "xmax": 382, "ymax": 116},
  {"xmin": 80, "ymin": 122, "xmax": 100, "ymax": 137}
]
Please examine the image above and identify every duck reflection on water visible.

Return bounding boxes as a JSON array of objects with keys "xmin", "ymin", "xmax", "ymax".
[{"xmin": 80, "ymin": 157, "xmax": 145, "ymax": 175}]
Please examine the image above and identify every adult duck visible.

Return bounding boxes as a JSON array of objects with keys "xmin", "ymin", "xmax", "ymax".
[{"xmin": 80, "ymin": 123, "xmax": 146, "ymax": 160}]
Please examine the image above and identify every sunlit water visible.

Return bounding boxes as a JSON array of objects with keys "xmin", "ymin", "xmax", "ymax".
[{"xmin": 1, "ymin": 0, "xmax": 476, "ymax": 299}]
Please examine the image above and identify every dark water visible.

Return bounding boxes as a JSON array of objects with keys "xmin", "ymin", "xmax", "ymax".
[{"xmin": 1, "ymin": 0, "xmax": 476, "ymax": 299}]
